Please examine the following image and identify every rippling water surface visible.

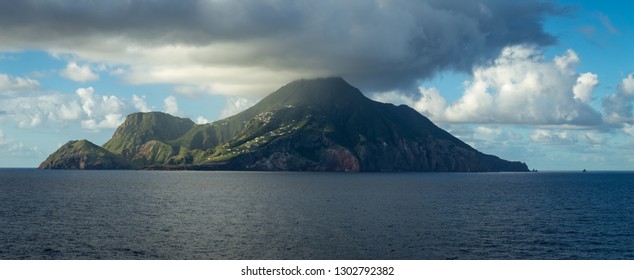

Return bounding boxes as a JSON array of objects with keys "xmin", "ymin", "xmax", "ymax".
[{"xmin": 1, "ymin": 169, "xmax": 633, "ymax": 259}]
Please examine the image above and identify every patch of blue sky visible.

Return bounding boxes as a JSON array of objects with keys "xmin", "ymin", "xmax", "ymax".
[
  {"xmin": 544, "ymin": 0, "xmax": 634, "ymax": 94},
  {"xmin": 0, "ymin": 50, "xmax": 62, "ymax": 77}
]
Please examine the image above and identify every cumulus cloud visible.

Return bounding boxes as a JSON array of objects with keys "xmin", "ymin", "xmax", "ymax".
[
  {"xmin": 132, "ymin": 94, "xmax": 151, "ymax": 112},
  {"xmin": 0, "ymin": 74, "xmax": 40, "ymax": 90},
  {"xmin": 0, "ymin": 0, "xmax": 561, "ymax": 96},
  {"xmin": 60, "ymin": 62, "xmax": 99, "ymax": 82},
  {"xmin": 445, "ymin": 46, "xmax": 602, "ymax": 125},
  {"xmin": 373, "ymin": 86, "xmax": 447, "ymax": 119},
  {"xmin": 602, "ymin": 73, "xmax": 634, "ymax": 123},
  {"xmin": 163, "ymin": 96, "xmax": 180, "ymax": 116},
  {"xmin": 0, "ymin": 94, "xmax": 69, "ymax": 128},
  {"xmin": 621, "ymin": 74, "xmax": 634, "ymax": 94},
  {"xmin": 0, "ymin": 86, "xmax": 141, "ymax": 131},
  {"xmin": 74, "ymin": 87, "xmax": 128, "ymax": 130},
  {"xmin": 58, "ymin": 101, "xmax": 82, "ymax": 120},
  {"xmin": 76, "ymin": 87, "xmax": 97, "ymax": 117},
  {"xmin": 573, "ymin": 73, "xmax": 599, "ymax": 103},
  {"xmin": 377, "ymin": 45, "xmax": 603, "ymax": 126},
  {"xmin": 81, "ymin": 114, "xmax": 124, "ymax": 130},
  {"xmin": 221, "ymin": 97, "xmax": 257, "ymax": 118},
  {"xmin": 195, "ymin": 116, "xmax": 210, "ymax": 125}
]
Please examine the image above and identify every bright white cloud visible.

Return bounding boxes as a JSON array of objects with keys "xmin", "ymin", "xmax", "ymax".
[
  {"xmin": 621, "ymin": 74, "xmax": 634, "ymax": 95},
  {"xmin": 445, "ymin": 46, "xmax": 602, "ymax": 125},
  {"xmin": 220, "ymin": 97, "xmax": 257, "ymax": 118},
  {"xmin": 58, "ymin": 101, "xmax": 82, "ymax": 120},
  {"xmin": 163, "ymin": 96, "xmax": 180, "ymax": 116},
  {"xmin": 132, "ymin": 94, "xmax": 151, "ymax": 112},
  {"xmin": 76, "ymin": 87, "xmax": 96, "ymax": 117},
  {"xmin": 372, "ymin": 91, "xmax": 413, "ymax": 106},
  {"xmin": 573, "ymin": 72, "xmax": 599, "ymax": 103},
  {"xmin": 373, "ymin": 86, "xmax": 447, "ymax": 119},
  {"xmin": 1, "ymin": 94, "xmax": 69, "ymax": 128},
  {"xmin": 195, "ymin": 116, "xmax": 210, "ymax": 125},
  {"xmin": 74, "ymin": 87, "xmax": 127, "ymax": 130},
  {"xmin": 60, "ymin": 62, "xmax": 99, "ymax": 82},
  {"xmin": 0, "ymin": 86, "xmax": 136, "ymax": 131},
  {"xmin": 0, "ymin": 95, "xmax": 50, "ymax": 128},
  {"xmin": 81, "ymin": 113, "xmax": 124, "ymax": 130},
  {"xmin": 372, "ymin": 46, "xmax": 603, "ymax": 126},
  {"xmin": 444, "ymin": 78, "xmax": 494, "ymax": 123},
  {"xmin": 553, "ymin": 49, "xmax": 580, "ymax": 74},
  {"xmin": 413, "ymin": 87, "xmax": 448, "ymax": 119}
]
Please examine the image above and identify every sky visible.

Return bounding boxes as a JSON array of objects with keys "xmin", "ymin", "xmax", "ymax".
[{"xmin": 0, "ymin": 0, "xmax": 632, "ymax": 170}]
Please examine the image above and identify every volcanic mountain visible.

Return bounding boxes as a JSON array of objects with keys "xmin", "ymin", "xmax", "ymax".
[{"xmin": 40, "ymin": 77, "xmax": 529, "ymax": 172}]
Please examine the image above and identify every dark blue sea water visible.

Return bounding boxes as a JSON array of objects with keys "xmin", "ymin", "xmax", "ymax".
[{"xmin": 1, "ymin": 169, "xmax": 633, "ymax": 259}]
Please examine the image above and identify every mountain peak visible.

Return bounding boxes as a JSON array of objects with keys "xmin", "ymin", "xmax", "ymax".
[
  {"xmin": 257, "ymin": 77, "xmax": 367, "ymax": 110},
  {"xmin": 287, "ymin": 76, "xmax": 349, "ymax": 87}
]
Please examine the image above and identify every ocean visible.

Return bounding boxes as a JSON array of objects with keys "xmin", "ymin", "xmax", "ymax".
[{"xmin": 1, "ymin": 169, "xmax": 633, "ymax": 259}]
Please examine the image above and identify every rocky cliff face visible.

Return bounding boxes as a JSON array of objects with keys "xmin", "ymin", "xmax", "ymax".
[{"xmin": 40, "ymin": 77, "xmax": 529, "ymax": 172}]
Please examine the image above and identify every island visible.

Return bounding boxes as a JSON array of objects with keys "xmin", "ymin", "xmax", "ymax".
[{"xmin": 39, "ymin": 77, "xmax": 529, "ymax": 172}]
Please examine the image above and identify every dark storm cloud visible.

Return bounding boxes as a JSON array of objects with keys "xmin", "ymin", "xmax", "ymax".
[
  {"xmin": 0, "ymin": 0, "xmax": 304, "ymax": 44},
  {"xmin": 0, "ymin": 0, "xmax": 562, "ymax": 94}
]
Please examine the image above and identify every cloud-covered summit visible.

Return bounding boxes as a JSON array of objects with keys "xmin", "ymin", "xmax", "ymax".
[{"xmin": 0, "ymin": 0, "xmax": 561, "ymax": 96}]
